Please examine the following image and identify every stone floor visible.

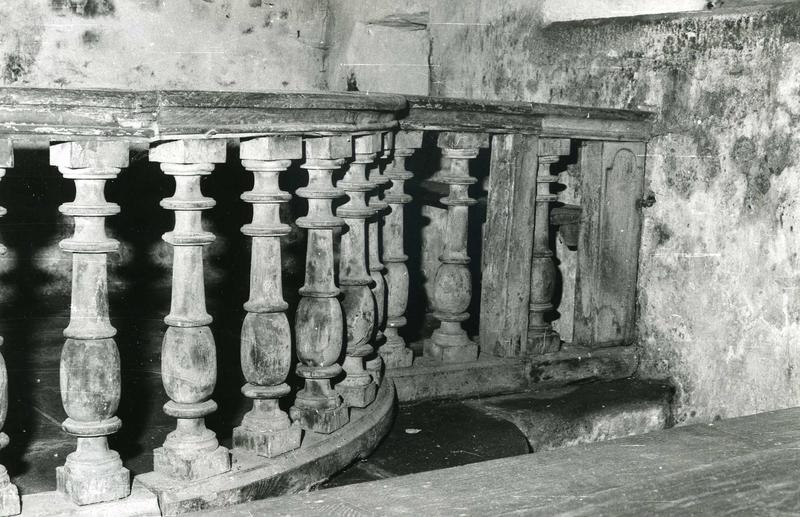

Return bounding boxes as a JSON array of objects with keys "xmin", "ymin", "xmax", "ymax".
[
  {"xmin": 202, "ymin": 406, "xmax": 800, "ymax": 516},
  {"xmin": 325, "ymin": 378, "xmax": 672, "ymax": 489}
]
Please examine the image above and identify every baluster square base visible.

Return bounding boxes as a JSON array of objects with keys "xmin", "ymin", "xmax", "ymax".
[
  {"xmin": 290, "ymin": 404, "xmax": 349, "ymax": 435},
  {"xmin": 527, "ymin": 329, "xmax": 561, "ymax": 356},
  {"xmin": 337, "ymin": 381, "xmax": 377, "ymax": 409},
  {"xmin": 425, "ymin": 337, "xmax": 479, "ymax": 363},
  {"xmin": 380, "ymin": 346, "xmax": 414, "ymax": 369},
  {"xmin": 365, "ymin": 354, "xmax": 385, "ymax": 385},
  {"xmin": 153, "ymin": 445, "xmax": 230, "ymax": 481},
  {"xmin": 56, "ymin": 464, "xmax": 130, "ymax": 506},
  {"xmin": 0, "ymin": 481, "xmax": 19, "ymax": 516},
  {"xmin": 232, "ymin": 423, "xmax": 302, "ymax": 458}
]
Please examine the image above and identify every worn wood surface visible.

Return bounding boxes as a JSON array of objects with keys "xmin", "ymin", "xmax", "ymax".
[
  {"xmin": 402, "ymin": 95, "xmax": 653, "ymax": 140},
  {"xmin": 136, "ymin": 380, "xmax": 395, "ymax": 516},
  {"xmin": 574, "ymin": 142, "xmax": 646, "ymax": 348},
  {"xmin": 51, "ymin": 140, "xmax": 130, "ymax": 506},
  {"xmin": 233, "ymin": 136, "xmax": 302, "ymax": 458},
  {"xmin": 389, "ymin": 355, "xmax": 529, "ymax": 402},
  {"xmin": 149, "ymin": 139, "xmax": 231, "ymax": 482},
  {"xmin": 528, "ymin": 139, "xmax": 571, "ymax": 356},
  {"xmin": 426, "ymin": 134, "xmax": 482, "ymax": 363},
  {"xmin": 290, "ymin": 136, "xmax": 350, "ymax": 434},
  {"xmin": 336, "ymin": 133, "xmax": 379, "ymax": 408},
  {"xmin": 200, "ymin": 406, "xmax": 800, "ymax": 516},
  {"xmin": 389, "ymin": 344, "xmax": 638, "ymax": 402},
  {"xmin": 529, "ymin": 345, "xmax": 639, "ymax": 390},
  {"xmin": 0, "ymin": 87, "xmax": 651, "ymax": 143},
  {"xmin": 380, "ymin": 131, "xmax": 423, "ymax": 368},
  {"xmin": 479, "ymin": 134, "xmax": 539, "ymax": 358},
  {"xmin": 0, "ymin": 88, "xmax": 405, "ymax": 142}
]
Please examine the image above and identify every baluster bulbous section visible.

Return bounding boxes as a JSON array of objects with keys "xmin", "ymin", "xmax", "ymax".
[
  {"xmin": 528, "ymin": 139, "xmax": 570, "ymax": 354},
  {"xmin": 290, "ymin": 136, "xmax": 350, "ymax": 434},
  {"xmin": 50, "ymin": 140, "xmax": 130, "ymax": 505},
  {"xmin": 150, "ymin": 139, "xmax": 230, "ymax": 481},
  {"xmin": 336, "ymin": 133, "xmax": 379, "ymax": 408},
  {"xmin": 426, "ymin": 132, "xmax": 488, "ymax": 363},
  {"xmin": 380, "ymin": 131, "xmax": 422, "ymax": 369},
  {"xmin": 0, "ymin": 141, "xmax": 19, "ymax": 516},
  {"xmin": 233, "ymin": 136, "xmax": 303, "ymax": 457},
  {"xmin": 364, "ymin": 132, "xmax": 391, "ymax": 383}
]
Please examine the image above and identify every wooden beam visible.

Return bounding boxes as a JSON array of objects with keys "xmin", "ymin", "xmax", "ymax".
[{"xmin": 479, "ymin": 133, "xmax": 539, "ymax": 357}]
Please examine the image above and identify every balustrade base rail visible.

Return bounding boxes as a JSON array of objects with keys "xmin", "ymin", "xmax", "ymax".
[{"xmin": 135, "ymin": 380, "xmax": 395, "ymax": 516}]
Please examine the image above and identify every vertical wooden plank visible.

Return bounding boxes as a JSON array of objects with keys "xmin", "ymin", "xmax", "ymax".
[
  {"xmin": 479, "ymin": 133, "xmax": 539, "ymax": 357},
  {"xmin": 574, "ymin": 141, "xmax": 646, "ymax": 348}
]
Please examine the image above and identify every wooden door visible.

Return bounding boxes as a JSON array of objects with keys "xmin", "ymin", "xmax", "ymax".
[{"xmin": 573, "ymin": 141, "xmax": 647, "ymax": 348}]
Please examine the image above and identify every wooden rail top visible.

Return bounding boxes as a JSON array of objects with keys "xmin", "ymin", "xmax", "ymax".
[
  {"xmin": 0, "ymin": 87, "xmax": 407, "ymax": 143},
  {"xmin": 0, "ymin": 87, "xmax": 653, "ymax": 145},
  {"xmin": 401, "ymin": 95, "xmax": 654, "ymax": 141}
]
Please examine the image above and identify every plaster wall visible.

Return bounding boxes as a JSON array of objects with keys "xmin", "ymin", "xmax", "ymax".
[{"xmin": 0, "ymin": 0, "xmax": 328, "ymax": 90}]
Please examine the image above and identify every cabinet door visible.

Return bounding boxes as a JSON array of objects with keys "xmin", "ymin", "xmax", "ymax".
[{"xmin": 573, "ymin": 141, "xmax": 646, "ymax": 348}]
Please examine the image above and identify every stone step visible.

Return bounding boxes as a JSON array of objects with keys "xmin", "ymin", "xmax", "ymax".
[
  {"xmin": 465, "ymin": 378, "xmax": 674, "ymax": 452},
  {"xmin": 324, "ymin": 378, "xmax": 673, "ymax": 487}
]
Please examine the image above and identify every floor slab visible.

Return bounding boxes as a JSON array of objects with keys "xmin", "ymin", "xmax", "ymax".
[{"xmin": 195, "ymin": 406, "xmax": 800, "ymax": 516}]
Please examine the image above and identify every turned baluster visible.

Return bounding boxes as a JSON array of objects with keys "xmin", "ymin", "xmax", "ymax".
[
  {"xmin": 290, "ymin": 136, "xmax": 350, "ymax": 434},
  {"xmin": 426, "ymin": 132, "xmax": 488, "ymax": 363},
  {"xmin": 150, "ymin": 139, "xmax": 230, "ymax": 480},
  {"xmin": 0, "ymin": 141, "xmax": 18, "ymax": 516},
  {"xmin": 336, "ymin": 133, "xmax": 380, "ymax": 407},
  {"xmin": 233, "ymin": 136, "xmax": 302, "ymax": 457},
  {"xmin": 50, "ymin": 140, "xmax": 130, "ymax": 505},
  {"xmin": 364, "ymin": 132, "xmax": 391, "ymax": 383},
  {"xmin": 380, "ymin": 131, "xmax": 422, "ymax": 369},
  {"xmin": 528, "ymin": 139, "xmax": 570, "ymax": 355}
]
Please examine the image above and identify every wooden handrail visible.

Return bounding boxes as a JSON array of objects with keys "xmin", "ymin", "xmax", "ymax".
[
  {"xmin": 0, "ymin": 88, "xmax": 407, "ymax": 143},
  {"xmin": 401, "ymin": 94, "xmax": 654, "ymax": 140},
  {"xmin": 0, "ymin": 88, "xmax": 653, "ymax": 144}
]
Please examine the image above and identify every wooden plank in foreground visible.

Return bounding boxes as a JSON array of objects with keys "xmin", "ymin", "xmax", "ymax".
[{"xmin": 198, "ymin": 407, "xmax": 800, "ymax": 516}]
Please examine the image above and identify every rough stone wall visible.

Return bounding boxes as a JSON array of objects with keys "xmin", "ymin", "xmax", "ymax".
[{"xmin": 429, "ymin": 3, "xmax": 800, "ymax": 425}]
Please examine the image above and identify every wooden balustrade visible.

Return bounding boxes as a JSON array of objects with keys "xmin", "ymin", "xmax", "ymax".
[
  {"xmin": 366, "ymin": 136, "xmax": 390, "ymax": 374},
  {"xmin": 150, "ymin": 139, "xmax": 231, "ymax": 481},
  {"xmin": 425, "ymin": 132, "xmax": 489, "ymax": 363},
  {"xmin": 336, "ymin": 133, "xmax": 379, "ymax": 408},
  {"xmin": 380, "ymin": 131, "xmax": 423, "ymax": 368},
  {"xmin": 233, "ymin": 136, "xmax": 302, "ymax": 457},
  {"xmin": 0, "ymin": 141, "xmax": 18, "ymax": 517},
  {"xmin": 51, "ymin": 140, "xmax": 130, "ymax": 505},
  {"xmin": 528, "ymin": 138, "xmax": 571, "ymax": 355},
  {"xmin": 0, "ymin": 87, "xmax": 653, "ymax": 515},
  {"xmin": 290, "ymin": 136, "xmax": 351, "ymax": 434},
  {"xmin": 364, "ymin": 131, "xmax": 394, "ymax": 383}
]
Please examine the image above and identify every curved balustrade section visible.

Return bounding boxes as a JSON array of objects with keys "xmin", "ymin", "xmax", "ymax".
[{"xmin": 0, "ymin": 87, "xmax": 652, "ymax": 516}]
